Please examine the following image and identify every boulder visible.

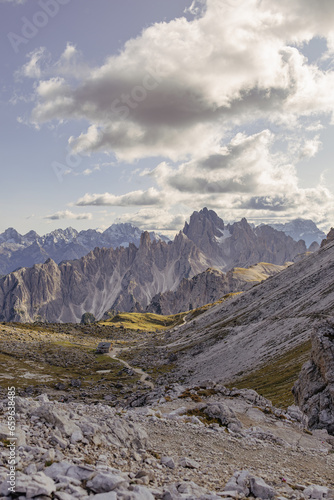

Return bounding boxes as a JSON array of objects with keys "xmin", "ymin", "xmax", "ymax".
[
  {"xmin": 86, "ymin": 472, "xmax": 126, "ymax": 493},
  {"xmin": 179, "ymin": 457, "xmax": 200, "ymax": 469},
  {"xmin": 161, "ymin": 456, "xmax": 176, "ymax": 469},
  {"xmin": 249, "ymin": 476, "xmax": 277, "ymax": 499},
  {"xmin": 224, "ymin": 470, "xmax": 250, "ymax": 496},
  {"xmin": 31, "ymin": 404, "xmax": 81, "ymax": 437},
  {"xmin": 303, "ymin": 484, "xmax": 332, "ymax": 499},
  {"xmin": 25, "ymin": 472, "xmax": 57, "ymax": 499},
  {"xmin": 204, "ymin": 402, "xmax": 242, "ymax": 429},
  {"xmin": 0, "ymin": 471, "xmax": 56, "ymax": 499}
]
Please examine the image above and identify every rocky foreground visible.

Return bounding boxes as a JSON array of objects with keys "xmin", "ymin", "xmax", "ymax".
[{"xmin": 0, "ymin": 382, "xmax": 333, "ymax": 500}]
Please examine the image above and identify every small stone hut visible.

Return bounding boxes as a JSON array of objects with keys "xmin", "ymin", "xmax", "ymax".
[{"xmin": 96, "ymin": 342, "xmax": 113, "ymax": 354}]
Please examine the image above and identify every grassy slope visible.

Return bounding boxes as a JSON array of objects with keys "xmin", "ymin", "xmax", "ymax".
[
  {"xmin": 232, "ymin": 262, "xmax": 291, "ymax": 282},
  {"xmin": 0, "ymin": 324, "xmax": 140, "ymax": 394},
  {"xmin": 99, "ymin": 312, "xmax": 186, "ymax": 331},
  {"xmin": 230, "ymin": 339, "xmax": 312, "ymax": 408}
]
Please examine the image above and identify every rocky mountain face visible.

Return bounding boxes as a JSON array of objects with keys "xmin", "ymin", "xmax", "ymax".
[
  {"xmin": 161, "ymin": 236, "xmax": 334, "ymax": 393},
  {"xmin": 0, "ymin": 232, "xmax": 211, "ymax": 323},
  {"xmin": 268, "ymin": 218, "xmax": 326, "ymax": 247},
  {"xmin": 147, "ymin": 262, "xmax": 290, "ymax": 315},
  {"xmin": 321, "ymin": 227, "xmax": 334, "ymax": 248},
  {"xmin": 293, "ymin": 321, "xmax": 334, "ymax": 434},
  {"xmin": 0, "ymin": 223, "xmax": 169, "ymax": 276},
  {"xmin": 183, "ymin": 208, "xmax": 307, "ymax": 270},
  {"xmin": 0, "ymin": 209, "xmax": 316, "ymax": 323}
]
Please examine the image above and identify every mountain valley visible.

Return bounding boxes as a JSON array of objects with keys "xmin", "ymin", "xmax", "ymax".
[{"xmin": 0, "ymin": 212, "xmax": 333, "ymax": 499}]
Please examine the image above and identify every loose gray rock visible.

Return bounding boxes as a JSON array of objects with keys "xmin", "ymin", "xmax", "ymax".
[
  {"xmin": 25, "ymin": 472, "xmax": 56, "ymax": 499},
  {"xmin": 86, "ymin": 472, "xmax": 126, "ymax": 493},
  {"xmin": 224, "ymin": 470, "xmax": 250, "ymax": 496},
  {"xmin": 303, "ymin": 484, "xmax": 331, "ymax": 499},
  {"xmin": 249, "ymin": 476, "xmax": 277, "ymax": 499},
  {"xmin": 44, "ymin": 462, "xmax": 72, "ymax": 479},
  {"xmin": 92, "ymin": 493, "xmax": 117, "ymax": 500},
  {"xmin": 179, "ymin": 457, "xmax": 200, "ymax": 469},
  {"xmin": 31, "ymin": 404, "xmax": 81, "ymax": 437},
  {"xmin": 203, "ymin": 402, "xmax": 242, "ymax": 429},
  {"xmin": 66, "ymin": 464, "xmax": 96, "ymax": 481},
  {"xmin": 161, "ymin": 456, "xmax": 176, "ymax": 469}
]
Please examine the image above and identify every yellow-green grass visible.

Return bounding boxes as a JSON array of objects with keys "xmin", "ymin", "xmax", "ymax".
[
  {"xmin": 186, "ymin": 292, "xmax": 243, "ymax": 321},
  {"xmin": 230, "ymin": 340, "xmax": 312, "ymax": 408},
  {"xmin": 232, "ymin": 262, "xmax": 291, "ymax": 283},
  {"xmin": 0, "ymin": 349, "xmax": 138, "ymax": 392},
  {"xmin": 145, "ymin": 362, "xmax": 176, "ymax": 381},
  {"xmin": 99, "ymin": 312, "xmax": 186, "ymax": 331}
]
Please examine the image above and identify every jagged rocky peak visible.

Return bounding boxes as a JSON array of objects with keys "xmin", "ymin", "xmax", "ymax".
[
  {"xmin": 139, "ymin": 230, "xmax": 152, "ymax": 249},
  {"xmin": 320, "ymin": 227, "xmax": 334, "ymax": 248},
  {"xmin": 0, "ymin": 227, "xmax": 22, "ymax": 244},
  {"xmin": 183, "ymin": 207, "xmax": 226, "ymax": 240},
  {"xmin": 308, "ymin": 241, "xmax": 320, "ymax": 252},
  {"xmin": 23, "ymin": 230, "xmax": 40, "ymax": 241},
  {"xmin": 293, "ymin": 321, "xmax": 334, "ymax": 435},
  {"xmin": 102, "ymin": 222, "xmax": 141, "ymax": 240},
  {"xmin": 182, "ymin": 208, "xmax": 230, "ymax": 263}
]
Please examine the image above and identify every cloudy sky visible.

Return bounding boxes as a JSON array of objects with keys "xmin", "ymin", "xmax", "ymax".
[{"xmin": 2, "ymin": 0, "xmax": 334, "ymax": 236}]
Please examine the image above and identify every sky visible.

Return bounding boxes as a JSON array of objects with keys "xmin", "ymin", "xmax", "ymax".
[{"xmin": 1, "ymin": 0, "xmax": 334, "ymax": 237}]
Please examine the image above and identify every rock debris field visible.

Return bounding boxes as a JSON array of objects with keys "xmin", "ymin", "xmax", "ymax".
[{"xmin": 0, "ymin": 381, "xmax": 334, "ymax": 499}]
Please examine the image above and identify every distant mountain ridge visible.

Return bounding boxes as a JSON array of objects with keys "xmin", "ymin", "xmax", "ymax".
[
  {"xmin": 0, "ymin": 214, "xmax": 325, "ymax": 277},
  {"xmin": 0, "ymin": 209, "xmax": 311, "ymax": 323},
  {"xmin": 266, "ymin": 219, "xmax": 326, "ymax": 247},
  {"xmin": 0, "ymin": 223, "xmax": 169, "ymax": 276}
]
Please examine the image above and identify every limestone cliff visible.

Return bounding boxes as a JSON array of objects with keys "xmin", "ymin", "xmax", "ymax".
[
  {"xmin": 147, "ymin": 262, "xmax": 291, "ymax": 315},
  {"xmin": 0, "ymin": 232, "xmax": 211, "ymax": 323},
  {"xmin": 293, "ymin": 322, "xmax": 334, "ymax": 434},
  {"xmin": 183, "ymin": 208, "xmax": 306, "ymax": 270},
  {"xmin": 320, "ymin": 227, "xmax": 334, "ymax": 248}
]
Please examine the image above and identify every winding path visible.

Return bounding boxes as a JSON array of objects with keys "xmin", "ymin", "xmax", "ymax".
[{"xmin": 107, "ymin": 348, "xmax": 154, "ymax": 389}]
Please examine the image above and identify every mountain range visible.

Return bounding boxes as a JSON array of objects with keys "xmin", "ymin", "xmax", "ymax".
[
  {"xmin": 0, "ymin": 224, "xmax": 169, "ymax": 276},
  {"xmin": 267, "ymin": 219, "xmax": 326, "ymax": 247},
  {"xmin": 0, "ymin": 208, "xmax": 312, "ymax": 323}
]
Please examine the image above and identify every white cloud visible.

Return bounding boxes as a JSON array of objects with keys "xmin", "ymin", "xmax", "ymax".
[
  {"xmin": 0, "ymin": 0, "xmax": 26, "ymax": 3},
  {"xmin": 19, "ymin": 48, "xmax": 50, "ymax": 79},
  {"xmin": 20, "ymin": 0, "xmax": 334, "ymax": 162},
  {"xmin": 117, "ymin": 209, "xmax": 187, "ymax": 233},
  {"xmin": 300, "ymin": 136, "xmax": 322, "ymax": 159},
  {"xmin": 72, "ymin": 129, "xmax": 334, "ymax": 229},
  {"xmin": 76, "ymin": 130, "xmax": 334, "ymax": 225},
  {"xmin": 44, "ymin": 210, "xmax": 92, "ymax": 221},
  {"xmin": 76, "ymin": 187, "xmax": 165, "ymax": 207},
  {"xmin": 17, "ymin": 0, "xmax": 334, "ymax": 228}
]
